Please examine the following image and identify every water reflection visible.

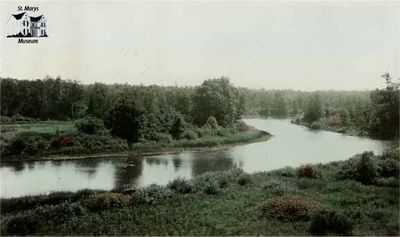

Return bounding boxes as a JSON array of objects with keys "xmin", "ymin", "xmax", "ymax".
[
  {"xmin": 1, "ymin": 118, "xmax": 391, "ymax": 198},
  {"xmin": 191, "ymin": 150, "xmax": 238, "ymax": 176},
  {"xmin": 113, "ymin": 157, "xmax": 143, "ymax": 189}
]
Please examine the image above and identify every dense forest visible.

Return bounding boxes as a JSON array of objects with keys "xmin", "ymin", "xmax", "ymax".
[{"xmin": 1, "ymin": 73, "xmax": 399, "ymax": 140}]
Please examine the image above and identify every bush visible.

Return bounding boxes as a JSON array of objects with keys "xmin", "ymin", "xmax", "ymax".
[
  {"xmin": 1, "ymin": 189, "xmax": 100, "ymax": 215},
  {"xmin": 132, "ymin": 184, "xmax": 174, "ymax": 204},
  {"xmin": 336, "ymin": 152, "xmax": 380, "ymax": 185},
  {"xmin": 75, "ymin": 116, "xmax": 104, "ymax": 135},
  {"xmin": 34, "ymin": 202, "xmax": 87, "ymax": 223},
  {"xmin": 192, "ymin": 171, "xmax": 235, "ymax": 192},
  {"xmin": 237, "ymin": 121, "xmax": 252, "ymax": 132},
  {"xmin": 261, "ymin": 195, "xmax": 324, "ymax": 221},
  {"xmin": 203, "ymin": 116, "xmax": 219, "ymax": 129},
  {"xmin": 84, "ymin": 193, "xmax": 132, "ymax": 210},
  {"xmin": 203, "ymin": 182, "xmax": 220, "ymax": 195},
  {"xmin": 237, "ymin": 173, "xmax": 253, "ymax": 186},
  {"xmin": 297, "ymin": 164, "xmax": 318, "ymax": 178},
  {"xmin": 357, "ymin": 152, "xmax": 378, "ymax": 185},
  {"xmin": 310, "ymin": 121, "xmax": 321, "ymax": 129},
  {"xmin": 4, "ymin": 212, "xmax": 40, "ymax": 235},
  {"xmin": 3, "ymin": 132, "xmax": 53, "ymax": 156},
  {"xmin": 180, "ymin": 129, "xmax": 199, "ymax": 140},
  {"xmin": 168, "ymin": 177, "xmax": 194, "ymax": 194},
  {"xmin": 51, "ymin": 136, "xmax": 75, "ymax": 148},
  {"xmin": 309, "ymin": 210, "xmax": 353, "ymax": 235},
  {"xmin": 3, "ymin": 202, "xmax": 86, "ymax": 235}
]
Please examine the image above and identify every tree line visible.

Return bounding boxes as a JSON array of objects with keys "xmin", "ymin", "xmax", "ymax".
[{"xmin": 1, "ymin": 74, "xmax": 398, "ymax": 139}]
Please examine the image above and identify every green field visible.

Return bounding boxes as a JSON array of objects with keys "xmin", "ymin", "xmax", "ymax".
[{"xmin": 1, "ymin": 121, "xmax": 76, "ymax": 141}]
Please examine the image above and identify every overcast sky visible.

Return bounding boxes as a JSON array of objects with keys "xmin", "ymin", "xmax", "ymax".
[{"xmin": 0, "ymin": 1, "xmax": 399, "ymax": 90}]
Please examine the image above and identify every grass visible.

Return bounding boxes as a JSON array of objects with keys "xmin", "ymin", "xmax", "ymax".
[
  {"xmin": 1, "ymin": 152, "xmax": 398, "ymax": 236},
  {"xmin": 0, "ymin": 120, "xmax": 75, "ymax": 142}
]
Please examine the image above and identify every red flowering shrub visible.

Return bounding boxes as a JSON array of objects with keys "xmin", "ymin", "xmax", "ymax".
[
  {"xmin": 238, "ymin": 122, "xmax": 252, "ymax": 132},
  {"xmin": 297, "ymin": 165, "xmax": 318, "ymax": 178},
  {"xmin": 51, "ymin": 136, "xmax": 74, "ymax": 148},
  {"xmin": 261, "ymin": 195, "xmax": 324, "ymax": 221}
]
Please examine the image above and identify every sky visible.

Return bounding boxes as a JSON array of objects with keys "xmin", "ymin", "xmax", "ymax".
[{"xmin": 0, "ymin": 1, "xmax": 399, "ymax": 90}]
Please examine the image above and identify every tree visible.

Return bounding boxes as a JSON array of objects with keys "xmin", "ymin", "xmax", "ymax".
[
  {"xmin": 192, "ymin": 77, "xmax": 240, "ymax": 127},
  {"xmin": 303, "ymin": 94, "xmax": 322, "ymax": 123},
  {"xmin": 368, "ymin": 73, "xmax": 399, "ymax": 139},
  {"xmin": 106, "ymin": 97, "xmax": 144, "ymax": 143},
  {"xmin": 87, "ymin": 83, "xmax": 111, "ymax": 118}
]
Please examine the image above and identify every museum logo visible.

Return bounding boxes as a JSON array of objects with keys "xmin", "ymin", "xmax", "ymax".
[{"xmin": 6, "ymin": 6, "xmax": 48, "ymax": 44}]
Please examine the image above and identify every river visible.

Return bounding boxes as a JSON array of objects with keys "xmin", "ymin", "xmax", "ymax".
[{"xmin": 0, "ymin": 118, "xmax": 391, "ymax": 198}]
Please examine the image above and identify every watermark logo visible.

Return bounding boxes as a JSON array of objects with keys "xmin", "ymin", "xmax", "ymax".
[{"xmin": 6, "ymin": 6, "xmax": 48, "ymax": 43}]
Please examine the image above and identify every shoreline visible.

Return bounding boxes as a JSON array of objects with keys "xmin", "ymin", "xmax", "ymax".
[{"xmin": 1, "ymin": 132, "xmax": 271, "ymax": 163}]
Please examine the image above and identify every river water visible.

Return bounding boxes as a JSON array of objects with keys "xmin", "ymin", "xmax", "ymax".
[{"xmin": 0, "ymin": 118, "xmax": 391, "ymax": 198}]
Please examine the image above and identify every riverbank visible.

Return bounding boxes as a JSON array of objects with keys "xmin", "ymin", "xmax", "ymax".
[
  {"xmin": 1, "ymin": 151, "xmax": 398, "ymax": 236},
  {"xmin": 291, "ymin": 117, "xmax": 369, "ymax": 137},
  {"xmin": 1, "ymin": 128, "xmax": 271, "ymax": 162}
]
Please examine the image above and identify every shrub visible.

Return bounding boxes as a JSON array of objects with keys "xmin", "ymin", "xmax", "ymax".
[
  {"xmin": 203, "ymin": 116, "xmax": 219, "ymax": 129},
  {"xmin": 84, "ymin": 193, "xmax": 132, "ymax": 210},
  {"xmin": 75, "ymin": 116, "xmax": 104, "ymax": 135},
  {"xmin": 296, "ymin": 178, "xmax": 326, "ymax": 190},
  {"xmin": 357, "ymin": 152, "xmax": 378, "ymax": 185},
  {"xmin": 3, "ymin": 132, "xmax": 53, "ymax": 156},
  {"xmin": 297, "ymin": 164, "xmax": 318, "ymax": 178},
  {"xmin": 237, "ymin": 173, "xmax": 253, "ymax": 186},
  {"xmin": 203, "ymin": 182, "xmax": 220, "ymax": 195},
  {"xmin": 237, "ymin": 121, "xmax": 252, "ymax": 132},
  {"xmin": 309, "ymin": 210, "xmax": 353, "ymax": 235},
  {"xmin": 270, "ymin": 167, "xmax": 296, "ymax": 177},
  {"xmin": 132, "ymin": 184, "xmax": 173, "ymax": 204},
  {"xmin": 192, "ymin": 171, "xmax": 233, "ymax": 192},
  {"xmin": 261, "ymin": 195, "xmax": 324, "ymax": 221},
  {"xmin": 0, "ymin": 189, "xmax": 100, "ymax": 215},
  {"xmin": 168, "ymin": 177, "xmax": 194, "ymax": 194},
  {"xmin": 309, "ymin": 121, "xmax": 321, "ymax": 129},
  {"xmin": 180, "ymin": 129, "xmax": 198, "ymax": 140},
  {"xmin": 51, "ymin": 136, "xmax": 75, "ymax": 148},
  {"xmin": 3, "ymin": 202, "xmax": 86, "ymax": 235},
  {"xmin": 34, "ymin": 202, "xmax": 87, "ymax": 223},
  {"xmin": 4, "ymin": 212, "xmax": 40, "ymax": 235},
  {"xmin": 336, "ymin": 152, "xmax": 379, "ymax": 185}
]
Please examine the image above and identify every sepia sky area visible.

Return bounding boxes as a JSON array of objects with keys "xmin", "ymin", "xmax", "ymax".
[{"xmin": 0, "ymin": 1, "xmax": 399, "ymax": 90}]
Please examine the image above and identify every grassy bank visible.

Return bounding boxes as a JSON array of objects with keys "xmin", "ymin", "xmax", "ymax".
[
  {"xmin": 0, "ymin": 120, "xmax": 271, "ymax": 161},
  {"xmin": 291, "ymin": 117, "xmax": 369, "ymax": 138},
  {"xmin": 1, "ymin": 151, "xmax": 398, "ymax": 236}
]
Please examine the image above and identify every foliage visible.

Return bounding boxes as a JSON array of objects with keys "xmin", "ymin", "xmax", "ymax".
[
  {"xmin": 309, "ymin": 210, "xmax": 353, "ymax": 235},
  {"xmin": 2, "ymin": 202, "xmax": 86, "ymax": 236},
  {"xmin": 167, "ymin": 177, "xmax": 194, "ymax": 194},
  {"xmin": 131, "ymin": 184, "xmax": 174, "ymax": 205},
  {"xmin": 368, "ymin": 73, "xmax": 399, "ymax": 139},
  {"xmin": 1, "ymin": 154, "xmax": 399, "ymax": 235},
  {"xmin": 236, "ymin": 173, "xmax": 253, "ymax": 186},
  {"xmin": 203, "ymin": 116, "xmax": 219, "ymax": 129},
  {"xmin": 192, "ymin": 77, "xmax": 241, "ymax": 127},
  {"xmin": 261, "ymin": 195, "xmax": 324, "ymax": 221},
  {"xmin": 2, "ymin": 131, "xmax": 53, "ymax": 156},
  {"xmin": 357, "ymin": 153, "xmax": 379, "ymax": 185},
  {"xmin": 2, "ymin": 131, "xmax": 129, "ymax": 158},
  {"xmin": 297, "ymin": 164, "xmax": 318, "ymax": 178},
  {"xmin": 303, "ymin": 94, "xmax": 322, "ymax": 124},
  {"xmin": 106, "ymin": 97, "xmax": 144, "ymax": 142},
  {"xmin": 75, "ymin": 116, "xmax": 104, "ymax": 134},
  {"xmin": 84, "ymin": 193, "xmax": 132, "ymax": 210},
  {"xmin": 1, "ymin": 77, "xmax": 84, "ymax": 120},
  {"xmin": 336, "ymin": 152, "xmax": 380, "ymax": 185}
]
